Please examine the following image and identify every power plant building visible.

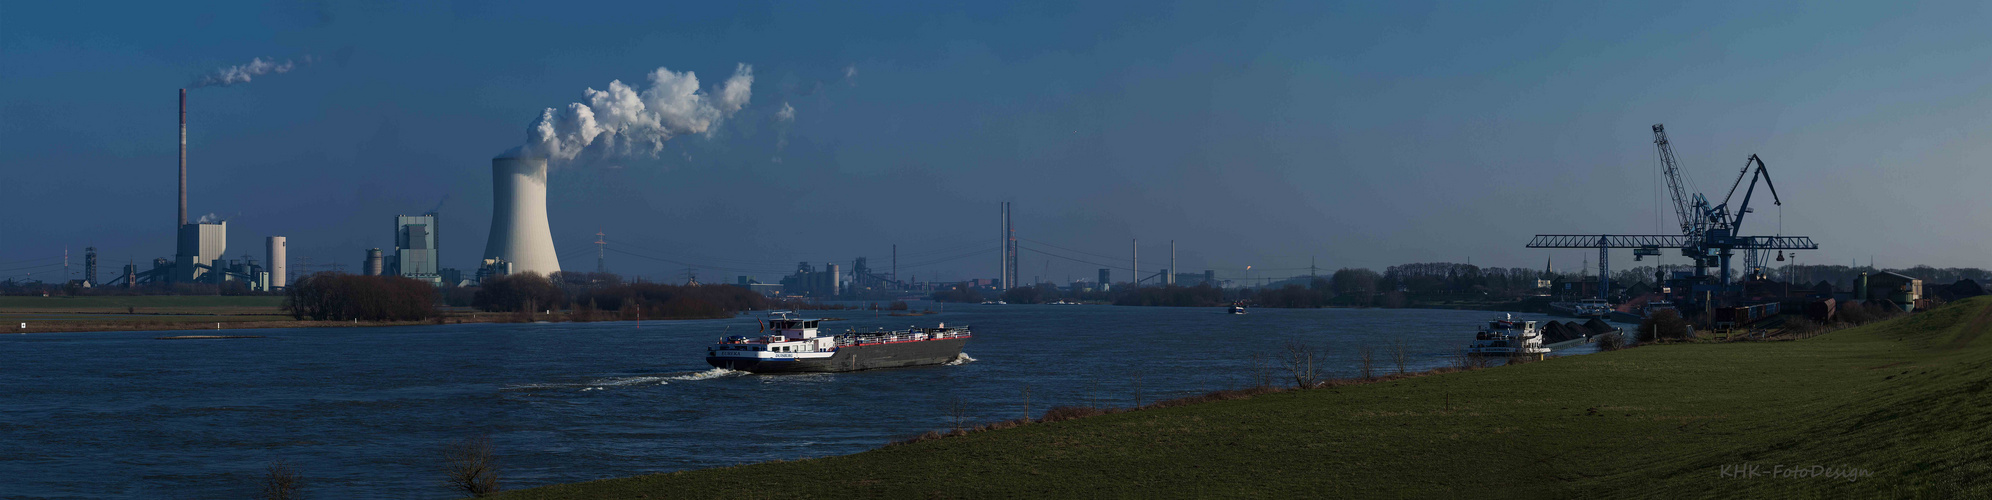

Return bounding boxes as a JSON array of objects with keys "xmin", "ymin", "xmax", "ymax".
[
  {"xmin": 393, "ymin": 214, "xmax": 441, "ymax": 284},
  {"xmin": 779, "ymin": 262, "xmax": 849, "ymax": 297},
  {"xmin": 176, "ymin": 221, "xmax": 227, "ymax": 282},
  {"xmin": 483, "ymin": 153, "xmax": 560, "ymax": 277}
]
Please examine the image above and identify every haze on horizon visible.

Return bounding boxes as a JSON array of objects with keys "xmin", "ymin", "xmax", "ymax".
[{"xmin": 3, "ymin": 1, "xmax": 1987, "ymax": 285}]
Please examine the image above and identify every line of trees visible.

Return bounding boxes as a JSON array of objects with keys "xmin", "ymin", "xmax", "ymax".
[
  {"xmin": 283, "ymin": 273, "xmax": 437, "ymax": 321},
  {"xmin": 472, "ymin": 272, "xmax": 773, "ymax": 320},
  {"xmin": 933, "ymin": 259, "xmax": 1992, "ymax": 310}
]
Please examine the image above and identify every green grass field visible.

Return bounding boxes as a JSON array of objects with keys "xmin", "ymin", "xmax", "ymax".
[
  {"xmin": 0, "ymin": 295, "xmax": 284, "ymax": 312},
  {"xmin": 497, "ymin": 296, "xmax": 1992, "ymax": 499},
  {"xmin": 1, "ymin": 295, "xmax": 291, "ymax": 332}
]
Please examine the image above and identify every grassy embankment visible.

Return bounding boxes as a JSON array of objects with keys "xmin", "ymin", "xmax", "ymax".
[
  {"xmin": 0, "ymin": 295, "xmax": 752, "ymax": 333},
  {"xmin": 0, "ymin": 296, "xmax": 487, "ymax": 333},
  {"xmin": 501, "ymin": 296, "xmax": 1992, "ymax": 498}
]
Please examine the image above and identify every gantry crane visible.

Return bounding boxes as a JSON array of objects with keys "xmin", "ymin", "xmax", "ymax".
[{"xmin": 1526, "ymin": 124, "xmax": 1817, "ymax": 302}]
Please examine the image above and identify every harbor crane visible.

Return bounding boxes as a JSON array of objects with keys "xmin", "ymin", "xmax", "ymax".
[{"xmin": 1526, "ymin": 124, "xmax": 1818, "ymax": 301}]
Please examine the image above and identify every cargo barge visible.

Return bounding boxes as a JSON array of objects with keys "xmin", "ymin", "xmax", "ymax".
[
  {"xmin": 1465, "ymin": 314, "xmax": 1552, "ymax": 361},
  {"xmin": 705, "ymin": 312, "xmax": 971, "ymax": 373}
]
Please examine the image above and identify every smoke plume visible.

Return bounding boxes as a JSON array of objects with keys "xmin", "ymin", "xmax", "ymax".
[
  {"xmin": 190, "ymin": 57, "xmax": 310, "ymax": 88},
  {"xmin": 774, "ymin": 101, "xmax": 796, "ymax": 159},
  {"xmin": 525, "ymin": 63, "xmax": 755, "ymax": 165}
]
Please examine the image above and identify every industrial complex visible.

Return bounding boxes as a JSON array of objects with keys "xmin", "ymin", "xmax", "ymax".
[
  {"xmin": 15, "ymin": 89, "xmax": 1976, "ymax": 331},
  {"xmin": 82, "ymin": 90, "xmax": 479, "ymax": 292}
]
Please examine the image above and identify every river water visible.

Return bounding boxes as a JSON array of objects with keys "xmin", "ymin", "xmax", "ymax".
[{"xmin": 0, "ymin": 303, "xmax": 1593, "ymax": 498}]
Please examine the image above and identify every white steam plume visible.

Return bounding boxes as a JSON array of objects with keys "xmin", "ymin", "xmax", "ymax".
[
  {"xmin": 774, "ymin": 101, "xmax": 796, "ymax": 160},
  {"xmin": 526, "ymin": 63, "xmax": 754, "ymax": 165},
  {"xmin": 191, "ymin": 56, "xmax": 309, "ymax": 88}
]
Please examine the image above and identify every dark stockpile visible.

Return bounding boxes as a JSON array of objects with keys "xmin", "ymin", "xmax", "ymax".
[
  {"xmin": 1539, "ymin": 319, "xmax": 1619, "ymax": 345},
  {"xmin": 1540, "ymin": 321, "xmax": 1580, "ymax": 344},
  {"xmin": 1581, "ymin": 318, "xmax": 1616, "ymax": 335}
]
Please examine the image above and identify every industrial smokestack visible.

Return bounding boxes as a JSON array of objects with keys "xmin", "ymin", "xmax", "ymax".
[
  {"xmin": 997, "ymin": 203, "xmax": 1007, "ymax": 290},
  {"xmin": 179, "ymin": 88, "xmax": 187, "ymax": 227},
  {"xmin": 483, "ymin": 153, "xmax": 561, "ymax": 276}
]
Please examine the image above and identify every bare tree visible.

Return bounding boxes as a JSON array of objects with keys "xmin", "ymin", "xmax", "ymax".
[
  {"xmin": 443, "ymin": 435, "xmax": 500, "ymax": 497},
  {"xmin": 1131, "ymin": 371, "xmax": 1145, "ymax": 408},
  {"xmin": 1021, "ymin": 383, "xmax": 1032, "ymax": 421},
  {"xmin": 1595, "ymin": 332, "xmax": 1628, "ymax": 351},
  {"xmin": 1451, "ymin": 351, "xmax": 1491, "ymax": 370},
  {"xmin": 1281, "ymin": 339, "xmax": 1320, "ymax": 388},
  {"xmin": 261, "ymin": 459, "xmax": 303, "ymax": 500},
  {"xmin": 1249, "ymin": 352, "xmax": 1274, "ymax": 388},
  {"xmin": 1389, "ymin": 338, "xmax": 1409, "ymax": 374},
  {"xmin": 949, "ymin": 395, "xmax": 968, "ymax": 433},
  {"xmin": 1357, "ymin": 345, "xmax": 1376, "ymax": 380},
  {"xmin": 1088, "ymin": 374, "xmax": 1103, "ymax": 409}
]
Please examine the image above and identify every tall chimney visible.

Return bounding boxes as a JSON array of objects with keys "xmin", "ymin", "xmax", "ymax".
[
  {"xmin": 179, "ymin": 88, "xmax": 187, "ymax": 227},
  {"xmin": 998, "ymin": 202, "xmax": 1007, "ymax": 290}
]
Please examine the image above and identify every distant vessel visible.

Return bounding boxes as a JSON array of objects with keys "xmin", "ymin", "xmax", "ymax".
[
  {"xmin": 1228, "ymin": 303, "xmax": 1247, "ymax": 315},
  {"xmin": 1644, "ymin": 300, "xmax": 1676, "ymax": 317},
  {"xmin": 705, "ymin": 312, "xmax": 971, "ymax": 373},
  {"xmin": 1572, "ymin": 298, "xmax": 1614, "ymax": 319},
  {"xmin": 1466, "ymin": 314, "xmax": 1551, "ymax": 360}
]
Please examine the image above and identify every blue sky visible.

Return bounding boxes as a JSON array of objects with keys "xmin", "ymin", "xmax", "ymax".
[{"xmin": 4, "ymin": 1, "xmax": 1989, "ymax": 284}]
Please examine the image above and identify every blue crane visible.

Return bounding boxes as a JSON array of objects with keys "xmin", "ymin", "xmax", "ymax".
[{"xmin": 1527, "ymin": 124, "xmax": 1818, "ymax": 302}]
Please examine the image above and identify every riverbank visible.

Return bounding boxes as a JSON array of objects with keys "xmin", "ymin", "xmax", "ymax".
[
  {"xmin": 0, "ymin": 296, "xmax": 735, "ymax": 334},
  {"xmin": 499, "ymin": 296, "xmax": 1992, "ymax": 498}
]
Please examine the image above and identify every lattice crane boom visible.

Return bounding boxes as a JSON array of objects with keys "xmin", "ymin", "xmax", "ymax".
[{"xmin": 1652, "ymin": 124, "xmax": 1699, "ymax": 237}]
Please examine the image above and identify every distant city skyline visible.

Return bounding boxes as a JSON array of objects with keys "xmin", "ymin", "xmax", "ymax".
[{"xmin": 4, "ymin": 1, "xmax": 1989, "ymax": 284}]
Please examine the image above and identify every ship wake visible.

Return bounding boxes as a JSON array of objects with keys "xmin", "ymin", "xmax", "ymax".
[
  {"xmin": 503, "ymin": 368, "xmax": 747, "ymax": 392},
  {"xmin": 944, "ymin": 353, "xmax": 977, "ymax": 365},
  {"xmin": 668, "ymin": 367, "xmax": 748, "ymax": 381}
]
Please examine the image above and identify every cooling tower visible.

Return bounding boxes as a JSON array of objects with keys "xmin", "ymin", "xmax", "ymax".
[
  {"xmin": 364, "ymin": 248, "xmax": 384, "ymax": 276},
  {"xmin": 483, "ymin": 153, "xmax": 561, "ymax": 276},
  {"xmin": 266, "ymin": 236, "xmax": 287, "ymax": 289}
]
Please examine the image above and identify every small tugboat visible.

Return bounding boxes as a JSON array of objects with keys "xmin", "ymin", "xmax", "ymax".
[
  {"xmin": 706, "ymin": 311, "xmax": 972, "ymax": 373},
  {"xmin": 1466, "ymin": 314, "xmax": 1551, "ymax": 361},
  {"xmin": 1228, "ymin": 302, "xmax": 1247, "ymax": 314}
]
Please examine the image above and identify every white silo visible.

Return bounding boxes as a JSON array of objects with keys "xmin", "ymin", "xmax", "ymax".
[
  {"xmin": 482, "ymin": 152, "xmax": 561, "ymax": 276},
  {"xmin": 266, "ymin": 236, "xmax": 287, "ymax": 289}
]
